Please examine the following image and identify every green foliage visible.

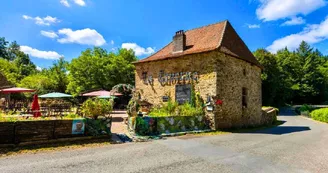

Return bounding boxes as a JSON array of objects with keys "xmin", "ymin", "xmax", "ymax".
[
  {"xmin": 112, "ymin": 83, "xmax": 134, "ymax": 96},
  {"xmin": 299, "ymin": 104, "xmax": 314, "ymax": 112},
  {"xmin": 67, "ymin": 47, "xmax": 137, "ymax": 96},
  {"xmin": 176, "ymin": 103, "xmax": 204, "ymax": 117},
  {"xmin": 81, "ymin": 98, "xmax": 113, "ymax": 119},
  {"xmin": 310, "ymin": 108, "xmax": 328, "ymax": 123},
  {"xmin": 0, "ymin": 58, "xmax": 21, "ymax": 85},
  {"xmin": 254, "ymin": 41, "xmax": 328, "ymax": 106},
  {"xmin": 44, "ymin": 57, "xmax": 69, "ymax": 93},
  {"xmin": 62, "ymin": 114, "xmax": 82, "ymax": 119},
  {"xmin": 18, "ymin": 74, "xmax": 54, "ymax": 95},
  {"xmin": 149, "ymin": 101, "xmax": 203, "ymax": 117}
]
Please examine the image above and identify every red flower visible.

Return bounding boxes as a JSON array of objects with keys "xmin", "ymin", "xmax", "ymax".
[{"xmin": 215, "ymin": 99, "xmax": 223, "ymax": 105}]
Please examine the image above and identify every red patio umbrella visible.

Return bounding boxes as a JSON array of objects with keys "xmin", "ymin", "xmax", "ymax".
[{"xmin": 31, "ymin": 94, "xmax": 41, "ymax": 117}]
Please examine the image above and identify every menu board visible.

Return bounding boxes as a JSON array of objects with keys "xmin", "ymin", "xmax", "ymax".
[{"xmin": 175, "ymin": 84, "xmax": 191, "ymax": 105}]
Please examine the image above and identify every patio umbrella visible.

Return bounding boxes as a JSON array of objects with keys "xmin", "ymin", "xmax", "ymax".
[
  {"xmin": 39, "ymin": 92, "xmax": 72, "ymax": 98},
  {"xmin": 31, "ymin": 94, "xmax": 41, "ymax": 117},
  {"xmin": 82, "ymin": 90, "xmax": 111, "ymax": 97},
  {"xmin": 109, "ymin": 90, "xmax": 123, "ymax": 96},
  {"xmin": 0, "ymin": 87, "xmax": 36, "ymax": 94},
  {"xmin": 97, "ymin": 95, "xmax": 117, "ymax": 99}
]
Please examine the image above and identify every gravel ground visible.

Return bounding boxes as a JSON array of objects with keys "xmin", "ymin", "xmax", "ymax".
[{"xmin": 0, "ymin": 113, "xmax": 327, "ymax": 173}]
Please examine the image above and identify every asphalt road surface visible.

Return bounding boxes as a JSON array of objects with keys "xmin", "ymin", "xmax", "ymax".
[{"xmin": 1, "ymin": 112, "xmax": 328, "ymax": 173}]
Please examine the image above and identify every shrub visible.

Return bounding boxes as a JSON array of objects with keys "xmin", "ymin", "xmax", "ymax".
[
  {"xmin": 81, "ymin": 98, "xmax": 113, "ymax": 119},
  {"xmin": 149, "ymin": 102, "xmax": 203, "ymax": 117},
  {"xmin": 310, "ymin": 108, "xmax": 328, "ymax": 123},
  {"xmin": 176, "ymin": 103, "xmax": 204, "ymax": 117},
  {"xmin": 63, "ymin": 113, "xmax": 82, "ymax": 119},
  {"xmin": 299, "ymin": 104, "xmax": 314, "ymax": 112}
]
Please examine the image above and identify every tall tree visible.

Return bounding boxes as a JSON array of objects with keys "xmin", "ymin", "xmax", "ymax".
[
  {"xmin": 46, "ymin": 57, "xmax": 69, "ymax": 93},
  {"xmin": 67, "ymin": 47, "xmax": 137, "ymax": 96},
  {"xmin": 0, "ymin": 37, "xmax": 8, "ymax": 59}
]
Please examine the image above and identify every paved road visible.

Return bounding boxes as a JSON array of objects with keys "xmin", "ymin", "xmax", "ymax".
[{"xmin": 1, "ymin": 112, "xmax": 328, "ymax": 173}]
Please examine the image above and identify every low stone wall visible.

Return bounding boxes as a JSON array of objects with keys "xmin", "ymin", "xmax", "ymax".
[
  {"xmin": 261, "ymin": 107, "xmax": 278, "ymax": 125},
  {"xmin": 0, "ymin": 118, "xmax": 112, "ymax": 145},
  {"xmin": 128, "ymin": 115, "xmax": 208, "ymax": 136}
]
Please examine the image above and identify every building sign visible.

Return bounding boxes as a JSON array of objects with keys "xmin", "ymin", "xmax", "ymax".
[
  {"xmin": 175, "ymin": 84, "xmax": 191, "ymax": 105},
  {"xmin": 162, "ymin": 96, "xmax": 170, "ymax": 102},
  {"xmin": 158, "ymin": 70, "xmax": 198, "ymax": 86},
  {"xmin": 72, "ymin": 119, "xmax": 85, "ymax": 135}
]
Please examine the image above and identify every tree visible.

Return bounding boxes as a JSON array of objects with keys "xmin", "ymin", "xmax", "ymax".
[
  {"xmin": 45, "ymin": 57, "xmax": 69, "ymax": 93},
  {"xmin": 0, "ymin": 58, "xmax": 21, "ymax": 85},
  {"xmin": 19, "ymin": 74, "xmax": 54, "ymax": 94},
  {"xmin": 67, "ymin": 47, "xmax": 137, "ymax": 96},
  {"xmin": 0, "ymin": 37, "xmax": 8, "ymax": 59},
  {"xmin": 254, "ymin": 49, "xmax": 289, "ymax": 106}
]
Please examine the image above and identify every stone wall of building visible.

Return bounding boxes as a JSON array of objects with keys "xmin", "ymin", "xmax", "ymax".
[
  {"xmin": 135, "ymin": 50, "xmax": 262, "ymax": 130},
  {"xmin": 215, "ymin": 53, "xmax": 262, "ymax": 129}
]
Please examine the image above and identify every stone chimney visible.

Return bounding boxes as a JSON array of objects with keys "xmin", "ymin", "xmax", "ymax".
[{"xmin": 173, "ymin": 30, "xmax": 186, "ymax": 53}]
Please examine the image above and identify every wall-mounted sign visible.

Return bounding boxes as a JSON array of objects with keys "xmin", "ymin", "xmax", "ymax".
[
  {"xmin": 162, "ymin": 96, "xmax": 170, "ymax": 102},
  {"xmin": 206, "ymin": 105, "xmax": 213, "ymax": 111},
  {"xmin": 72, "ymin": 119, "xmax": 85, "ymax": 135},
  {"xmin": 158, "ymin": 70, "xmax": 198, "ymax": 86},
  {"xmin": 175, "ymin": 84, "xmax": 191, "ymax": 105}
]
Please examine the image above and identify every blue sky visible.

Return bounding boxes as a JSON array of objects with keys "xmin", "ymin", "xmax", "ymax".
[{"xmin": 1, "ymin": 0, "xmax": 328, "ymax": 69}]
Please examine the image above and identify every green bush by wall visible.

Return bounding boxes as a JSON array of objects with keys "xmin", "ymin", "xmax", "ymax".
[{"xmin": 310, "ymin": 108, "xmax": 328, "ymax": 123}]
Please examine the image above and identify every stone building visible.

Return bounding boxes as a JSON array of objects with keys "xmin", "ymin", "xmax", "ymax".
[{"xmin": 134, "ymin": 20, "xmax": 263, "ymax": 129}]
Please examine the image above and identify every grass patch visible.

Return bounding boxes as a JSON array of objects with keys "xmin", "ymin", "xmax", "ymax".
[{"xmin": 310, "ymin": 108, "xmax": 328, "ymax": 123}]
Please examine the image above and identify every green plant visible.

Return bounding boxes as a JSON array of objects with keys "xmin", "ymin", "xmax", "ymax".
[
  {"xmin": 81, "ymin": 98, "xmax": 113, "ymax": 119},
  {"xmin": 176, "ymin": 103, "xmax": 204, "ymax": 117},
  {"xmin": 63, "ymin": 114, "xmax": 82, "ymax": 119},
  {"xmin": 149, "ymin": 102, "xmax": 204, "ymax": 117},
  {"xmin": 310, "ymin": 108, "xmax": 328, "ymax": 123},
  {"xmin": 164, "ymin": 99, "xmax": 178, "ymax": 115},
  {"xmin": 299, "ymin": 104, "xmax": 314, "ymax": 112}
]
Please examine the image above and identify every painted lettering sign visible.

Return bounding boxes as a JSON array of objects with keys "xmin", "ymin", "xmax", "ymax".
[
  {"xmin": 158, "ymin": 70, "xmax": 198, "ymax": 86},
  {"xmin": 175, "ymin": 84, "xmax": 191, "ymax": 105}
]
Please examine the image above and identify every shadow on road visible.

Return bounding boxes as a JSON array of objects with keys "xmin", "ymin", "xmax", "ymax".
[{"xmin": 247, "ymin": 126, "xmax": 311, "ymax": 135}]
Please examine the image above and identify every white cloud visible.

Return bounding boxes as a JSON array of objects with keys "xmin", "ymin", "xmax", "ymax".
[
  {"xmin": 256, "ymin": 0, "xmax": 326, "ymax": 21},
  {"xmin": 41, "ymin": 30, "xmax": 58, "ymax": 38},
  {"xmin": 245, "ymin": 23, "xmax": 260, "ymax": 29},
  {"xmin": 111, "ymin": 40, "xmax": 114, "ymax": 45},
  {"xmin": 20, "ymin": 46, "xmax": 62, "ymax": 60},
  {"xmin": 22, "ymin": 15, "xmax": 60, "ymax": 26},
  {"xmin": 281, "ymin": 17, "xmax": 306, "ymax": 26},
  {"xmin": 60, "ymin": 0, "xmax": 86, "ymax": 7},
  {"xmin": 57, "ymin": 28, "xmax": 106, "ymax": 46},
  {"xmin": 73, "ymin": 0, "xmax": 86, "ymax": 6},
  {"xmin": 36, "ymin": 66, "xmax": 42, "ymax": 71},
  {"xmin": 60, "ymin": 0, "xmax": 70, "ymax": 7},
  {"xmin": 121, "ymin": 43, "xmax": 155, "ymax": 56},
  {"xmin": 267, "ymin": 16, "xmax": 328, "ymax": 53}
]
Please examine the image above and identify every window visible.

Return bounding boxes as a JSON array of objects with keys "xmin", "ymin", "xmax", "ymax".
[
  {"xmin": 142, "ymin": 71, "xmax": 147, "ymax": 83},
  {"xmin": 243, "ymin": 68, "xmax": 246, "ymax": 76},
  {"xmin": 242, "ymin": 87, "xmax": 247, "ymax": 108}
]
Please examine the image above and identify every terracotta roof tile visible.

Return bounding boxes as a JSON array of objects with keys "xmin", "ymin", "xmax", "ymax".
[{"xmin": 135, "ymin": 20, "xmax": 262, "ymax": 68}]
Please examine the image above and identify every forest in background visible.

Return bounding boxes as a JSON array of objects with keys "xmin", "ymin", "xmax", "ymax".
[
  {"xmin": 0, "ymin": 37, "xmax": 137, "ymax": 97},
  {"xmin": 1, "ymin": 36, "xmax": 328, "ymax": 107}
]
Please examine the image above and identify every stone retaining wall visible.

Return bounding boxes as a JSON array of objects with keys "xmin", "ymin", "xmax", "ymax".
[{"xmin": 0, "ymin": 118, "xmax": 112, "ymax": 144}]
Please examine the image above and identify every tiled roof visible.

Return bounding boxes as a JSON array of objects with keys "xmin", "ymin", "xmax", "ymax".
[{"xmin": 135, "ymin": 20, "xmax": 262, "ymax": 68}]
